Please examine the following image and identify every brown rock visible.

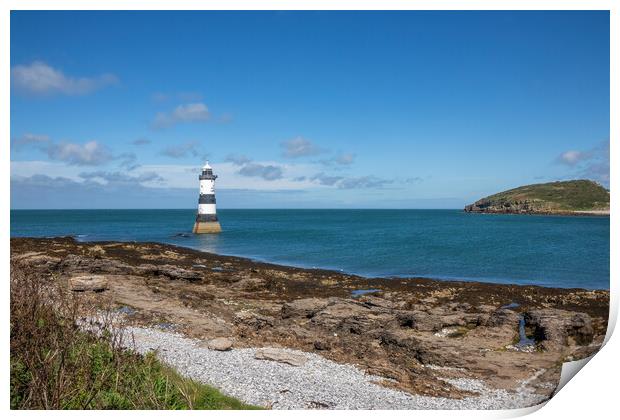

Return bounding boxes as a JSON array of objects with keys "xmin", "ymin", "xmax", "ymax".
[
  {"xmin": 156, "ymin": 265, "xmax": 203, "ymax": 282},
  {"xmin": 12, "ymin": 253, "xmax": 61, "ymax": 269},
  {"xmin": 281, "ymin": 298, "xmax": 328, "ymax": 319},
  {"xmin": 234, "ymin": 311, "xmax": 275, "ymax": 330},
  {"xmin": 313, "ymin": 339, "xmax": 332, "ymax": 350},
  {"xmin": 234, "ymin": 277, "xmax": 266, "ymax": 291},
  {"xmin": 380, "ymin": 329, "xmax": 421, "ymax": 349},
  {"xmin": 311, "ymin": 300, "xmax": 373, "ymax": 329},
  {"xmin": 476, "ymin": 304, "xmax": 498, "ymax": 313},
  {"xmin": 357, "ymin": 296, "xmax": 395, "ymax": 309},
  {"xmin": 396, "ymin": 310, "xmax": 442, "ymax": 332},
  {"xmin": 69, "ymin": 274, "xmax": 109, "ymax": 292},
  {"xmin": 524, "ymin": 309, "xmax": 594, "ymax": 350},
  {"xmin": 380, "ymin": 329, "xmax": 468, "ymax": 367},
  {"xmin": 486, "ymin": 309, "xmax": 521, "ymax": 327},
  {"xmin": 134, "ymin": 263, "xmax": 202, "ymax": 281},
  {"xmin": 135, "ymin": 264, "xmax": 158, "ymax": 275},
  {"xmin": 255, "ymin": 348, "xmax": 308, "ymax": 366},
  {"xmin": 206, "ymin": 337, "xmax": 234, "ymax": 351},
  {"xmin": 340, "ymin": 312, "xmax": 395, "ymax": 334},
  {"xmin": 61, "ymin": 255, "xmax": 133, "ymax": 274}
]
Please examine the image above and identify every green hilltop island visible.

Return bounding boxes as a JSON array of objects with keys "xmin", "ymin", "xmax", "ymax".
[{"xmin": 464, "ymin": 179, "xmax": 610, "ymax": 215}]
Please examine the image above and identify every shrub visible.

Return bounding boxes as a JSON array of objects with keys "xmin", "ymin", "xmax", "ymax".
[{"xmin": 10, "ymin": 262, "xmax": 257, "ymax": 410}]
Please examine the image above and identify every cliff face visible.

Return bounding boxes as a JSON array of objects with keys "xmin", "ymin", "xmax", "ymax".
[
  {"xmin": 465, "ymin": 199, "xmax": 558, "ymax": 214},
  {"xmin": 464, "ymin": 180, "xmax": 610, "ymax": 215}
]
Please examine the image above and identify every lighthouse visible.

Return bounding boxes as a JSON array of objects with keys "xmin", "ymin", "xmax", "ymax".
[{"xmin": 192, "ymin": 161, "xmax": 222, "ymax": 234}]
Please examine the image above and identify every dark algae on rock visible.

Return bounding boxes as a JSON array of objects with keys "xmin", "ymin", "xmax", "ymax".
[
  {"xmin": 10, "ymin": 237, "xmax": 609, "ymax": 407},
  {"xmin": 464, "ymin": 180, "xmax": 610, "ymax": 215}
]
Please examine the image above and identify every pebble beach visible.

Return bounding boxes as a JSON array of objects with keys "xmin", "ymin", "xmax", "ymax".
[{"xmin": 127, "ymin": 326, "xmax": 549, "ymax": 410}]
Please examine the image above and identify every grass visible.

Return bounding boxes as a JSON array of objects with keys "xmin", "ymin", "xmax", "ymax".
[
  {"xmin": 10, "ymin": 262, "xmax": 259, "ymax": 410},
  {"xmin": 479, "ymin": 179, "xmax": 610, "ymax": 211}
]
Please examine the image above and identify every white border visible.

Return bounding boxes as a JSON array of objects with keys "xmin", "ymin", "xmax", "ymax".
[{"xmin": 2, "ymin": 2, "xmax": 616, "ymax": 419}]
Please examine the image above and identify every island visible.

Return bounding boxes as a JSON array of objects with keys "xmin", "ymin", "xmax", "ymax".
[{"xmin": 464, "ymin": 180, "xmax": 610, "ymax": 215}]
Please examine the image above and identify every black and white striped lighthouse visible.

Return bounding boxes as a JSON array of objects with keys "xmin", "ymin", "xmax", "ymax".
[{"xmin": 192, "ymin": 161, "xmax": 222, "ymax": 234}]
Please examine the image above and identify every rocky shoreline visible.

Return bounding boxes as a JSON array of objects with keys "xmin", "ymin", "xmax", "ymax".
[
  {"xmin": 463, "ymin": 204, "xmax": 610, "ymax": 216},
  {"xmin": 10, "ymin": 237, "xmax": 609, "ymax": 409}
]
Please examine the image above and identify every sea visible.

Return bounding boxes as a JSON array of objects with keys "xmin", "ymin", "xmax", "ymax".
[{"xmin": 10, "ymin": 209, "xmax": 610, "ymax": 290}]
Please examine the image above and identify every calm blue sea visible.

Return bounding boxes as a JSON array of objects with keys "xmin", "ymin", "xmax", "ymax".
[{"xmin": 10, "ymin": 209, "xmax": 610, "ymax": 290}]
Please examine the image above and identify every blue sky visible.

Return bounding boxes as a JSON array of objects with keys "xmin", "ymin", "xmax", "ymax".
[{"xmin": 10, "ymin": 11, "xmax": 610, "ymax": 209}]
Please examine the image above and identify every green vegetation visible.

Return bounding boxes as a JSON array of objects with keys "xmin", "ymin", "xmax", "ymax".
[
  {"xmin": 483, "ymin": 180, "xmax": 609, "ymax": 210},
  {"xmin": 465, "ymin": 180, "xmax": 610, "ymax": 213},
  {"xmin": 10, "ymin": 263, "xmax": 258, "ymax": 410}
]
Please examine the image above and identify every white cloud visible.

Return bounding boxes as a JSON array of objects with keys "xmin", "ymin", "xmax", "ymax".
[
  {"xmin": 319, "ymin": 152, "xmax": 356, "ymax": 167},
  {"xmin": 337, "ymin": 176, "xmax": 393, "ymax": 189},
  {"xmin": 11, "ymin": 61, "xmax": 118, "ymax": 96},
  {"xmin": 225, "ymin": 154, "xmax": 284, "ymax": 181},
  {"xmin": 310, "ymin": 172, "xmax": 344, "ymax": 186},
  {"xmin": 556, "ymin": 140, "xmax": 609, "ymax": 186},
  {"xmin": 225, "ymin": 154, "xmax": 252, "ymax": 166},
  {"xmin": 238, "ymin": 163, "xmax": 283, "ymax": 181},
  {"xmin": 46, "ymin": 140, "xmax": 113, "ymax": 166},
  {"xmin": 11, "ymin": 160, "xmax": 85, "ymax": 181},
  {"xmin": 309, "ymin": 172, "xmax": 393, "ymax": 189},
  {"xmin": 557, "ymin": 150, "xmax": 590, "ymax": 166},
  {"xmin": 11, "ymin": 161, "xmax": 164, "ymax": 189},
  {"xmin": 11, "ymin": 158, "xmax": 402, "ymax": 193},
  {"xmin": 160, "ymin": 141, "xmax": 202, "ymax": 158},
  {"xmin": 134, "ymin": 162, "xmax": 316, "ymax": 190},
  {"xmin": 152, "ymin": 103, "xmax": 211, "ymax": 128},
  {"xmin": 171, "ymin": 103, "xmax": 210, "ymax": 122},
  {"xmin": 11, "ymin": 133, "xmax": 50, "ymax": 149},
  {"xmin": 78, "ymin": 171, "xmax": 163, "ymax": 185},
  {"xmin": 117, "ymin": 152, "xmax": 139, "ymax": 170},
  {"xmin": 281, "ymin": 136, "xmax": 325, "ymax": 158},
  {"xmin": 12, "ymin": 134, "xmax": 139, "ymax": 168}
]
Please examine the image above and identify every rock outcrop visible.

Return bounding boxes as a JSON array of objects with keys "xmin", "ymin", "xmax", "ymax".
[
  {"xmin": 69, "ymin": 274, "xmax": 109, "ymax": 292},
  {"xmin": 524, "ymin": 309, "xmax": 594, "ymax": 350},
  {"xmin": 9, "ymin": 237, "xmax": 610, "ymax": 402}
]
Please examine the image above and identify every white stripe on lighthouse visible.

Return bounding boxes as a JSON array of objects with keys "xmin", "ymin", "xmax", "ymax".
[
  {"xmin": 198, "ymin": 204, "xmax": 217, "ymax": 214},
  {"xmin": 200, "ymin": 182, "xmax": 215, "ymax": 194}
]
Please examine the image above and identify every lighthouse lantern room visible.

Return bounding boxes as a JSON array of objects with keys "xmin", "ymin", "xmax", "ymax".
[{"xmin": 193, "ymin": 161, "xmax": 222, "ymax": 234}]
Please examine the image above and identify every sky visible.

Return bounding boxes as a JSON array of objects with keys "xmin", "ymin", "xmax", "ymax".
[{"xmin": 10, "ymin": 11, "xmax": 610, "ymax": 209}]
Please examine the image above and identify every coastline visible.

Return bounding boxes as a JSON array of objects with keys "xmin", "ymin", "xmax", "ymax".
[
  {"xmin": 572, "ymin": 210, "xmax": 611, "ymax": 216},
  {"xmin": 144, "ymin": 237, "xmax": 610, "ymax": 291},
  {"xmin": 463, "ymin": 209, "xmax": 610, "ymax": 217},
  {"xmin": 16, "ymin": 234, "xmax": 610, "ymax": 291},
  {"xmin": 11, "ymin": 208, "xmax": 610, "ymax": 290},
  {"xmin": 11, "ymin": 236, "xmax": 610, "ymax": 409}
]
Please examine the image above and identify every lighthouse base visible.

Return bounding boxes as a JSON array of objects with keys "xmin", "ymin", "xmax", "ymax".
[{"xmin": 193, "ymin": 221, "xmax": 222, "ymax": 234}]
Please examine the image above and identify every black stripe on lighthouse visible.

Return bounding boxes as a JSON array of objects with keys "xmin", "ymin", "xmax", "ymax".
[
  {"xmin": 199, "ymin": 194, "xmax": 216, "ymax": 204},
  {"xmin": 196, "ymin": 214, "xmax": 218, "ymax": 222}
]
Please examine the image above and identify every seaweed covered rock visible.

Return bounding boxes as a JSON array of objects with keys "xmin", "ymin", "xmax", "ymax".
[{"xmin": 524, "ymin": 309, "xmax": 594, "ymax": 350}]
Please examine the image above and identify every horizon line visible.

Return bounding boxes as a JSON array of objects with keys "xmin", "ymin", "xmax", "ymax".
[{"xmin": 10, "ymin": 207, "xmax": 463, "ymax": 211}]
